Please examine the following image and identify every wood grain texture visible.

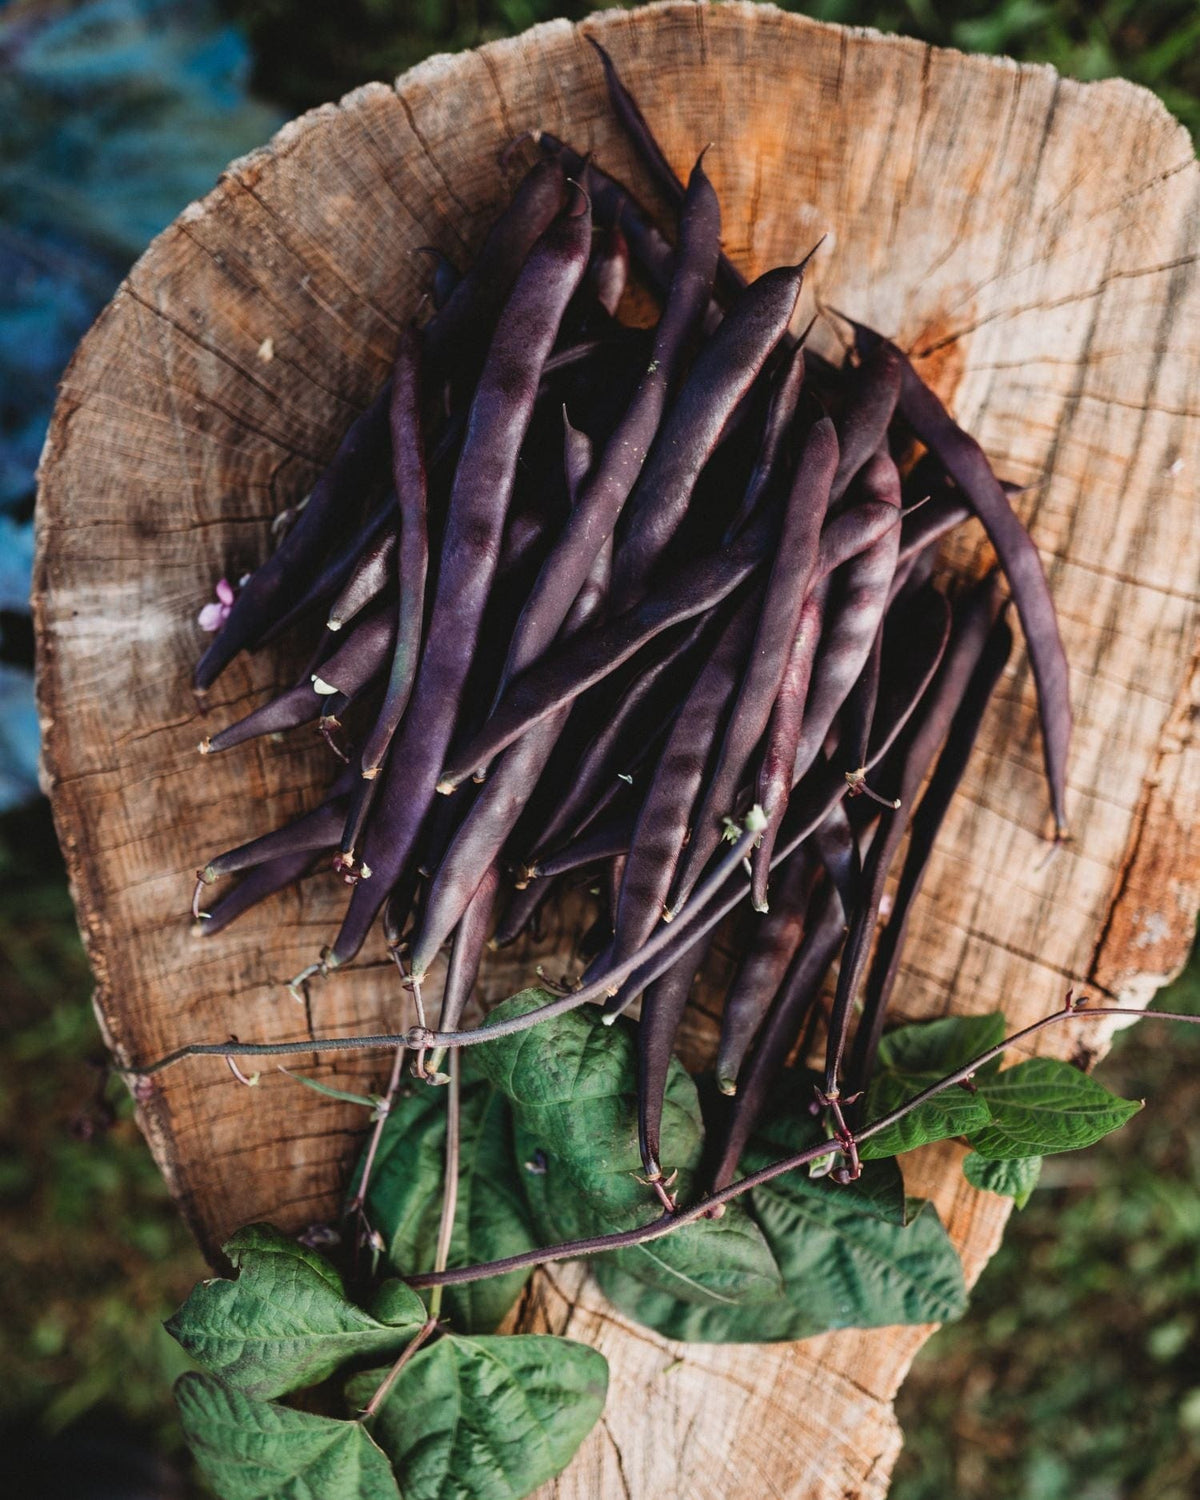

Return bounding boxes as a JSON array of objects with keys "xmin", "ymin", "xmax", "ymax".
[{"xmin": 33, "ymin": 4, "xmax": 1200, "ymax": 1496}]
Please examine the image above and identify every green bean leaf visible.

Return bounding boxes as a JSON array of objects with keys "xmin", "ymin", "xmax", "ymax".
[
  {"xmin": 962, "ymin": 1152, "xmax": 1042, "ymax": 1207},
  {"xmin": 175, "ymin": 1372, "xmax": 401, "ymax": 1500},
  {"xmin": 480, "ymin": 991, "xmax": 782, "ymax": 1306},
  {"xmin": 349, "ymin": 1334, "xmax": 608, "ymax": 1500},
  {"xmin": 596, "ymin": 1188, "xmax": 965, "ymax": 1344},
  {"xmin": 858, "ymin": 1013, "xmax": 1006, "ymax": 1160},
  {"xmin": 354, "ymin": 1054, "xmax": 537, "ymax": 1333},
  {"xmin": 166, "ymin": 1225, "xmax": 424, "ymax": 1399},
  {"xmin": 969, "ymin": 1057, "xmax": 1142, "ymax": 1158}
]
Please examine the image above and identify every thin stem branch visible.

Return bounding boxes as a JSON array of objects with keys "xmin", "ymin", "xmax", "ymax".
[
  {"xmin": 357, "ymin": 1317, "xmax": 439, "ymax": 1421},
  {"xmin": 426, "ymin": 1049, "xmax": 461, "ymax": 1323},
  {"xmin": 346, "ymin": 1045, "xmax": 406, "ymax": 1219},
  {"xmin": 404, "ymin": 999, "xmax": 1200, "ymax": 1292},
  {"xmin": 132, "ymin": 824, "xmax": 764, "ymax": 1078}
]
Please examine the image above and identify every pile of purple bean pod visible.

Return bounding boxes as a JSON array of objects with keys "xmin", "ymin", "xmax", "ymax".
[{"xmin": 191, "ymin": 42, "xmax": 1070, "ymax": 1195}]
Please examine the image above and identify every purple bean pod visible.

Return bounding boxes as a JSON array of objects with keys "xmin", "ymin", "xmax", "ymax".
[
  {"xmin": 610, "ymin": 253, "xmax": 813, "ymax": 610},
  {"xmin": 438, "ymin": 512, "xmax": 772, "ymax": 792},
  {"xmin": 610, "ymin": 588, "xmax": 763, "ymax": 971},
  {"xmin": 195, "ymin": 386, "xmax": 393, "ymax": 689},
  {"xmin": 358, "ymin": 329, "xmax": 431, "ymax": 778},
  {"xmin": 327, "ymin": 193, "xmax": 593, "ymax": 968},
  {"xmin": 668, "ymin": 418, "xmax": 838, "ymax": 916},
  {"xmin": 715, "ymin": 848, "xmax": 818, "ymax": 1094},
  {"xmin": 788, "ymin": 450, "xmax": 903, "ymax": 791},
  {"xmin": 496, "ymin": 153, "xmax": 720, "ymax": 691},
  {"xmin": 847, "ymin": 610, "xmax": 1014, "ymax": 1099},
  {"xmin": 854, "ymin": 321, "xmax": 1070, "ymax": 836},
  {"xmin": 748, "ymin": 581, "xmax": 827, "ymax": 908},
  {"xmin": 707, "ymin": 878, "xmax": 846, "ymax": 1191},
  {"xmin": 821, "ymin": 572, "xmax": 1006, "ymax": 1096}
]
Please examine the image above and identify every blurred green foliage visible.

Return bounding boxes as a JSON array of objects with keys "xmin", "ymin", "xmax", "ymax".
[
  {"xmin": 225, "ymin": 0, "xmax": 1200, "ymax": 141},
  {"xmin": 0, "ymin": 801, "xmax": 205, "ymax": 1480}
]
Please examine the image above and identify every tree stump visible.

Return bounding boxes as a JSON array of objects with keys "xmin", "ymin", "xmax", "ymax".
[{"xmin": 33, "ymin": 4, "xmax": 1200, "ymax": 1496}]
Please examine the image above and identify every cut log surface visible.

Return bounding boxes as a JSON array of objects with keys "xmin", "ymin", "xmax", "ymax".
[{"xmin": 33, "ymin": 4, "xmax": 1200, "ymax": 1496}]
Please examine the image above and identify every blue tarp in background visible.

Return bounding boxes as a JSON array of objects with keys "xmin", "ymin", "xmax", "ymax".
[{"xmin": 0, "ymin": 0, "xmax": 282, "ymax": 808}]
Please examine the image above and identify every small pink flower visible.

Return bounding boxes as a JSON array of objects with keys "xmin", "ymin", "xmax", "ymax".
[{"xmin": 198, "ymin": 576, "xmax": 236, "ymax": 632}]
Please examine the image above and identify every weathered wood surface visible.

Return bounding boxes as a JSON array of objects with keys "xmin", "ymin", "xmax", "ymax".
[{"xmin": 33, "ymin": 4, "xmax": 1200, "ymax": 1496}]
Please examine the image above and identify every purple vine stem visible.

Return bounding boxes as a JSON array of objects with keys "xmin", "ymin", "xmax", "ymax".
[{"xmin": 402, "ymin": 996, "xmax": 1200, "ymax": 1292}]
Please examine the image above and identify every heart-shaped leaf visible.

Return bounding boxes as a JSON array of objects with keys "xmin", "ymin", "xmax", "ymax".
[
  {"xmin": 962, "ymin": 1152, "xmax": 1042, "ymax": 1207},
  {"xmin": 355, "ymin": 1054, "xmax": 538, "ymax": 1333},
  {"xmin": 166, "ymin": 1225, "xmax": 424, "ymax": 1398},
  {"xmin": 596, "ymin": 1096, "xmax": 960, "ymax": 1344},
  {"xmin": 480, "ymin": 992, "xmax": 781, "ymax": 1306},
  {"xmin": 350, "ymin": 1333, "xmax": 608, "ymax": 1500},
  {"xmin": 970, "ymin": 1057, "xmax": 1141, "ymax": 1158},
  {"xmin": 858, "ymin": 1013, "xmax": 1006, "ymax": 1160},
  {"xmin": 176, "ymin": 1372, "xmax": 401, "ymax": 1500},
  {"xmin": 597, "ymin": 1190, "xmax": 965, "ymax": 1344}
]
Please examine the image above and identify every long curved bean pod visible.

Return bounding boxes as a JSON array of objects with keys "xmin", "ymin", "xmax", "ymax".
[
  {"xmin": 636, "ymin": 930, "xmax": 714, "ymax": 1182},
  {"xmin": 198, "ymin": 682, "xmax": 324, "ymax": 756},
  {"xmin": 809, "ymin": 800, "xmax": 860, "ymax": 918},
  {"xmin": 204, "ymin": 797, "xmax": 349, "ymax": 889},
  {"xmin": 749, "ymin": 582, "xmax": 827, "ymax": 907},
  {"xmin": 828, "ymin": 342, "xmax": 903, "ymax": 505},
  {"xmin": 861, "ymin": 584, "xmax": 952, "ymax": 775},
  {"xmin": 822, "ymin": 572, "xmax": 1006, "ymax": 1095},
  {"xmin": 838, "ymin": 623, "xmax": 884, "ymax": 792},
  {"xmin": 668, "ymin": 418, "xmax": 838, "ymax": 915},
  {"xmin": 259, "ymin": 500, "xmax": 395, "ymax": 649},
  {"xmin": 197, "ymin": 779, "xmax": 354, "ymax": 892},
  {"xmin": 336, "ymin": 771, "xmax": 382, "ymax": 879},
  {"xmin": 585, "ymin": 37, "xmax": 746, "ymax": 306},
  {"xmin": 525, "ymin": 812, "xmax": 635, "ymax": 881},
  {"xmin": 528, "ymin": 615, "xmax": 707, "ymax": 862},
  {"xmin": 708, "ymin": 880, "xmax": 846, "ymax": 1191},
  {"xmin": 611, "ymin": 254, "xmax": 812, "ymax": 610},
  {"xmin": 408, "ymin": 533, "xmax": 611, "ymax": 980},
  {"xmin": 715, "ymin": 848, "xmax": 817, "ymax": 1093},
  {"xmin": 853, "ymin": 321, "xmax": 1070, "ymax": 835},
  {"xmin": 788, "ymin": 449, "xmax": 903, "ymax": 791},
  {"xmin": 310, "ymin": 604, "xmax": 397, "ymax": 699},
  {"xmin": 422, "ymin": 155, "xmax": 567, "ymax": 375},
  {"xmin": 610, "ymin": 588, "xmax": 762, "ymax": 972},
  {"xmin": 497, "ymin": 154, "xmax": 720, "ymax": 689},
  {"xmin": 199, "ymin": 849, "xmax": 325, "ymax": 937},
  {"xmin": 726, "ymin": 337, "xmax": 808, "ymax": 537},
  {"xmin": 327, "ymin": 527, "xmax": 397, "ymax": 632},
  {"xmin": 360, "ymin": 328, "xmax": 430, "ymax": 777},
  {"xmin": 328, "ymin": 194, "xmax": 593, "ymax": 968},
  {"xmin": 437, "ymin": 864, "xmax": 501, "ymax": 1035},
  {"xmin": 195, "ymin": 384, "xmax": 393, "ymax": 689},
  {"xmin": 848, "ymin": 611, "xmax": 1014, "ymax": 1098},
  {"xmin": 438, "ymin": 513, "xmax": 770, "ymax": 791}
]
